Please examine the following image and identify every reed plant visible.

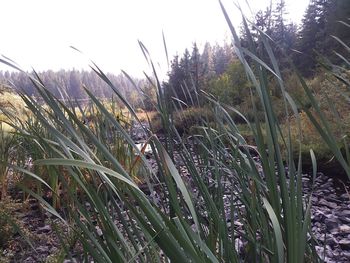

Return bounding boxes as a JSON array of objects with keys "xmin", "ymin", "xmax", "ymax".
[
  {"xmin": 2, "ymin": 1, "xmax": 350, "ymax": 262},
  {"xmin": 0, "ymin": 121, "xmax": 16, "ymax": 200}
]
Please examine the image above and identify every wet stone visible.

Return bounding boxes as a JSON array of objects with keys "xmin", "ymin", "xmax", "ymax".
[
  {"xmin": 325, "ymin": 217, "xmax": 339, "ymax": 230},
  {"xmin": 339, "ymin": 216, "xmax": 350, "ymax": 224},
  {"xmin": 312, "ymin": 209, "xmax": 328, "ymax": 221},
  {"xmin": 340, "ymin": 193, "xmax": 350, "ymax": 201},
  {"xmin": 339, "ymin": 225, "xmax": 350, "ymax": 234},
  {"xmin": 338, "ymin": 238, "xmax": 350, "ymax": 250},
  {"xmin": 339, "ymin": 210, "xmax": 350, "ymax": 217},
  {"xmin": 341, "ymin": 251, "xmax": 350, "ymax": 258},
  {"xmin": 318, "ymin": 199, "xmax": 339, "ymax": 209},
  {"xmin": 326, "ymin": 235, "xmax": 338, "ymax": 247},
  {"xmin": 311, "ymin": 196, "xmax": 318, "ymax": 203},
  {"xmin": 325, "ymin": 245, "xmax": 334, "ymax": 258}
]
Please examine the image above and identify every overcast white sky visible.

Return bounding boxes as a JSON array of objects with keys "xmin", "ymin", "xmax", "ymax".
[{"xmin": 0, "ymin": 0, "xmax": 309, "ymax": 78}]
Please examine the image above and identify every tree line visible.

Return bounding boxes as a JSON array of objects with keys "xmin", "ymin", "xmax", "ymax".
[
  {"xmin": 0, "ymin": 69, "xmax": 154, "ymax": 109},
  {"xmin": 1, "ymin": 0, "xmax": 349, "ymax": 113},
  {"xmin": 163, "ymin": 0, "xmax": 350, "ymax": 110}
]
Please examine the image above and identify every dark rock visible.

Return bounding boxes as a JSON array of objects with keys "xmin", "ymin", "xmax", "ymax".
[
  {"xmin": 341, "ymin": 251, "xmax": 350, "ymax": 258},
  {"xmin": 326, "ymin": 235, "xmax": 338, "ymax": 247},
  {"xmin": 333, "ymin": 249, "xmax": 340, "ymax": 257},
  {"xmin": 312, "ymin": 209, "xmax": 328, "ymax": 221},
  {"xmin": 331, "ymin": 227, "xmax": 339, "ymax": 235},
  {"xmin": 326, "ymin": 194, "xmax": 338, "ymax": 202},
  {"xmin": 325, "ymin": 217, "xmax": 339, "ymax": 230},
  {"xmin": 318, "ymin": 199, "xmax": 339, "ymax": 209},
  {"xmin": 314, "ymin": 222, "xmax": 321, "ymax": 228},
  {"xmin": 326, "ymin": 245, "xmax": 334, "ymax": 258},
  {"xmin": 339, "ymin": 239, "xmax": 350, "ymax": 250},
  {"xmin": 339, "ymin": 216, "xmax": 350, "ymax": 224},
  {"xmin": 340, "ymin": 193, "xmax": 350, "ymax": 201},
  {"xmin": 339, "ymin": 210, "xmax": 350, "ymax": 217}
]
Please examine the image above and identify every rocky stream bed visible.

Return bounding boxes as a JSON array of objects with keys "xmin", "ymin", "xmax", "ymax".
[
  {"xmin": 2, "ymin": 168, "xmax": 350, "ymax": 262},
  {"xmin": 1, "ymin": 125, "xmax": 350, "ymax": 262}
]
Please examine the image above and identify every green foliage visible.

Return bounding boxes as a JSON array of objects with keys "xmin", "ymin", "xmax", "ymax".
[
  {"xmin": 2, "ymin": 1, "xmax": 350, "ymax": 262},
  {"xmin": 208, "ymin": 61, "xmax": 249, "ymax": 105},
  {"xmin": 165, "ymin": 41, "xmax": 235, "ymax": 107},
  {"xmin": 296, "ymin": 0, "xmax": 350, "ymax": 76},
  {"xmin": 285, "ymin": 70, "xmax": 350, "ymax": 171},
  {"xmin": 172, "ymin": 107, "xmax": 214, "ymax": 134},
  {"xmin": 0, "ymin": 16, "xmax": 319, "ymax": 263},
  {"xmin": 240, "ymin": 1, "xmax": 298, "ymax": 71}
]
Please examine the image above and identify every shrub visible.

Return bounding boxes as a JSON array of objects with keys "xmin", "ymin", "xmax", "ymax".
[
  {"xmin": 285, "ymin": 71, "xmax": 350, "ymax": 170},
  {"xmin": 172, "ymin": 107, "xmax": 214, "ymax": 134}
]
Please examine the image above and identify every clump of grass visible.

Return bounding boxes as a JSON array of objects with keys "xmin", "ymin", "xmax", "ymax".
[
  {"xmin": 172, "ymin": 106, "xmax": 214, "ymax": 134},
  {"xmin": 285, "ymin": 68, "xmax": 350, "ymax": 176},
  {"xmin": 135, "ymin": 109, "xmax": 158, "ymax": 123},
  {"xmin": 0, "ymin": 90, "xmax": 27, "ymax": 115}
]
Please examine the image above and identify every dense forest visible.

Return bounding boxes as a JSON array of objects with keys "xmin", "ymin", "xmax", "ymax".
[{"xmin": 164, "ymin": 0, "xmax": 350, "ymax": 109}]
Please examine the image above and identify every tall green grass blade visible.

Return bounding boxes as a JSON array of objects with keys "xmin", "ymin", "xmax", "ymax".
[
  {"xmin": 35, "ymin": 158, "xmax": 140, "ymax": 190},
  {"xmin": 263, "ymin": 198, "xmax": 284, "ymax": 263},
  {"xmin": 152, "ymin": 137, "xmax": 199, "ymax": 232}
]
